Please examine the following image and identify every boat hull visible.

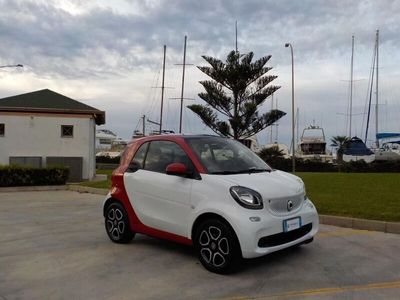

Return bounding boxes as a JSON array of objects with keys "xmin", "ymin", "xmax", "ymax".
[{"xmin": 343, "ymin": 154, "xmax": 375, "ymax": 163}]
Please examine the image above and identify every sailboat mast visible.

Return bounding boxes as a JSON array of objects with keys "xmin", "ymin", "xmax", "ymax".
[
  {"xmin": 296, "ymin": 107, "xmax": 300, "ymax": 146},
  {"xmin": 142, "ymin": 114, "xmax": 146, "ymax": 136},
  {"xmin": 365, "ymin": 31, "xmax": 378, "ymax": 144},
  {"xmin": 270, "ymin": 93, "xmax": 274, "ymax": 144},
  {"xmin": 235, "ymin": 21, "xmax": 238, "ymax": 52},
  {"xmin": 375, "ymin": 30, "xmax": 379, "ymax": 148},
  {"xmin": 159, "ymin": 45, "xmax": 166, "ymax": 134},
  {"xmin": 275, "ymin": 97, "xmax": 279, "ymax": 142},
  {"xmin": 179, "ymin": 36, "xmax": 187, "ymax": 134},
  {"xmin": 349, "ymin": 35, "xmax": 354, "ymax": 137}
]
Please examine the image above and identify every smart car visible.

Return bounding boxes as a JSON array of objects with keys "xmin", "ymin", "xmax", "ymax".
[{"xmin": 103, "ymin": 135, "xmax": 319, "ymax": 273}]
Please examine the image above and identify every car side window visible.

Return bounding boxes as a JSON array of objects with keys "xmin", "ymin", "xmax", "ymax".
[
  {"xmin": 129, "ymin": 142, "xmax": 149, "ymax": 171},
  {"xmin": 143, "ymin": 141, "xmax": 193, "ymax": 174}
]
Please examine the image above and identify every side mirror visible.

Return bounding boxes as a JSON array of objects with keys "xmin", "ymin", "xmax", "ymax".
[{"xmin": 166, "ymin": 162, "xmax": 187, "ymax": 176}]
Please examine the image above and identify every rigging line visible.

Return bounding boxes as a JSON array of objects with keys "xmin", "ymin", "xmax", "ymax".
[
  {"xmin": 142, "ymin": 62, "xmax": 162, "ymax": 116},
  {"xmin": 346, "ymin": 78, "xmax": 351, "ymax": 136},
  {"xmin": 145, "ymin": 67, "xmax": 162, "ymax": 117},
  {"xmin": 165, "ymin": 97, "xmax": 170, "ymax": 130},
  {"xmin": 146, "ymin": 70, "xmax": 162, "ymax": 118},
  {"xmin": 361, "ymin": 41, "xmax": 376, "ymax": 136},
  {"xmin": 365, "ymin": 42, "xmax": 377, "ymax": 143},
  {"xmin": 134, "ymin": 117, "xmax": 141, "ymax": 132}
]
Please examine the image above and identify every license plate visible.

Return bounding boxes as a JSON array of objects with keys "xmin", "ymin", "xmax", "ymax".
[{"xmin": 283, "ymin": 217, "xmax": 301, "ymax": 232}]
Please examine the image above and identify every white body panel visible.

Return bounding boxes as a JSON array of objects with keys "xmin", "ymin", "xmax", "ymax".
[
  {"xmin": 121, "ymin": 167, "xmax": 319, "ymax": 259},
  {"xmin": 0, "ymin": 113, "xmax": 96, "ymax": 180},
  {"xmin": 124, "ymin": 169, "xmax": 193, "ymax": 237},
  {"xmin": 188, "ymin": 170, "xmax": 318, "ymax": 258}
]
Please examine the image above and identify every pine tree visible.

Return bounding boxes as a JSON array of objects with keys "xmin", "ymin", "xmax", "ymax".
[{"xmin": 188, "ymin": 50, "xmax": 286, "ymax": 139}]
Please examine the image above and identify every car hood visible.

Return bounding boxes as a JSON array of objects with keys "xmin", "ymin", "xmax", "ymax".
[{"xmin": 208, "ymin": 170, "xmax": 304, "ymax": 199}]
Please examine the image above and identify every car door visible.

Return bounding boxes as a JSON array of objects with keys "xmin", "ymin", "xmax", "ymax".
[{"xmin": 124, "ymin": 140, "xmax": 194, "ymax": 237}]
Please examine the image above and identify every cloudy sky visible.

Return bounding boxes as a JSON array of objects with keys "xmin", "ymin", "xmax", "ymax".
[{"xmin": 1, "ymin": 0, "xmax": 399, "ymax": 148}]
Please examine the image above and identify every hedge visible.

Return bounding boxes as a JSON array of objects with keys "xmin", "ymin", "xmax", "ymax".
[
  {"xmin": 96, "ymin": 155, "xmax": 120, "ymax": 164},
  {"xmin": 259, "ymin": 157, "xmax": 400, "ymax": 173},
  {"xmin": 0, "ymin": 165, "xmax": 69, "ymax": 187}
]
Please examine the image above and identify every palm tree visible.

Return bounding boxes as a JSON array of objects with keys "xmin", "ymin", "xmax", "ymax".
[
  {"xmin": 258, "ymin": 146, "xmax": 285, "ymax": 163},
  {"xmin": 330, "ymin": 136, "xmax": 350, "ymax": 161},
  {"xmin": 188, "ymin": 50, "xmax": 286, "ymax": 140}
]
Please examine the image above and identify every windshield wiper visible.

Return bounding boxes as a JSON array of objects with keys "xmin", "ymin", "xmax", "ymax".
[
  {"xmin": 210, "ymin": 167, "xmax": 271, "ymax": 175},
  {"xmin": 210, "ymin": 170, "xmax": 241, "ymax": 175},
  {"xmin": 236, "ymin": 167, "xmax": 271, "ymax": 174}
]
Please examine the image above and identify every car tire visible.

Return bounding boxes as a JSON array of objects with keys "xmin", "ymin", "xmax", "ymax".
[
  {"xmin": 194, "ymin": 219, "xmax": 242, "ymax": 274},
  {"xmin": 105, "ymin": 202, "xmax": 134, "ymax": 244}
]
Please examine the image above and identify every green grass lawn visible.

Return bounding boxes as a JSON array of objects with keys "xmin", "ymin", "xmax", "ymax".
[
  {"xmin": 80, "ymin": 170, "xmax": 400, "ymax": 222},
  {"xmin": 297, "ymin": 172, "xmax": 400, "ymax": 222},
  {"xmin": 79, "ymin": 169, "xmax": 112, "ymax": 189}
]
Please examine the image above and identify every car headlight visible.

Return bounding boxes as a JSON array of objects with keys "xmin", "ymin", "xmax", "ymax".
[
  {"xmin": 297, "ymin": 179, "xmax": 307, "ymax": 201},
  {"xmin": 229, "ymin": 186, "xmax": 263, "ymax": 210}
]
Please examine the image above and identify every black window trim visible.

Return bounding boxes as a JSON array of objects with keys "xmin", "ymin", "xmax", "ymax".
[
  {"xmin": 61, "ymin": 125, "xmax": 74, "ymax": 138},
  {"xmin": 130, "ymin": 139, "xmax": 201, "ymax": 179},
  {"xmin": 0, "ymin": 123, "xmax": 4, "ymax": 137},
  {"xmin": 139, "ymin": 141, "xmax": 150, "ymax": 170}
]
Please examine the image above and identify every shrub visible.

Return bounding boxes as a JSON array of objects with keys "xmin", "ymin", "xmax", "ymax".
[
  {"xmin": 259, "ymin": 155, "xmax": 400, "ymax": 173},
  {"xmin": 0, "ymin": 165, "xmax": 69, "ymax": 187},
  {"xmin": 96, "ymin": 155, "xmax": 120, "ymax": 164},
  {"xmin": 341, "ymin": 160, "xmax": 400, "ymax": 173}
]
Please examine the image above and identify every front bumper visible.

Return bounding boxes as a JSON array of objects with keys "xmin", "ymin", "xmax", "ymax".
[{"xmin": 233, "ymin": 199, "xmax": 319, "ymax": 258}]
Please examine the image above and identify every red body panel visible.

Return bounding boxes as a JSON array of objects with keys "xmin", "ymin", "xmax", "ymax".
[{"xmin": 110, "ymin": 135, "xmax": 205, "ymax": 246}]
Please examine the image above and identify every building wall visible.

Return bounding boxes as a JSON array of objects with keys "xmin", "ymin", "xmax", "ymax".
[{"xmin": 0, "ymin": 112, "xmax": 96, "ymax": 180}]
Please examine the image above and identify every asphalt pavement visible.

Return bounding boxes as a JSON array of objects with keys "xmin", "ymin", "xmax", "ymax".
[{"xmin": 1, "ymin": 190, "xmax": 399, "ymax": 300}]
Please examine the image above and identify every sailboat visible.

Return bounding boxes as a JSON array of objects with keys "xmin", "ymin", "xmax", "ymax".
[
  {"xmin": 361, "ymin": 29, "xmax": 400, "ymax": 162},
  {"xmin": 342, "ymin": 137, "xmax": 375, "ymax": 163},
  {"xmin": 135, "ymin": 41, "xmax": 185, "ymax": 137},
  {"xmin": 342, "ymin": 33, "xmax": 377, "ymax": 163},
  {"xmin": 374, "ymin": 133, "xmax": 400, "ymax": 161}
]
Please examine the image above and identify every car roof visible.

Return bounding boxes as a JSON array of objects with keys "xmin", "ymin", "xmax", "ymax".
[{"xmin": 129, "ymin": 134, "xmax": 224, "ymax": 144}]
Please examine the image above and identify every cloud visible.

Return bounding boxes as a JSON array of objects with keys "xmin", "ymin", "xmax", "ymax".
[{"xmin": 1, "ymin": 0, "xmax": 399, "ymax": 145}]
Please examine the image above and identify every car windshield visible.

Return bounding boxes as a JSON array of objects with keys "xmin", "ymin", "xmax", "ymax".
[{"xmin": 185, "ymin": 136, "xmax": 272, "ymax": 174}]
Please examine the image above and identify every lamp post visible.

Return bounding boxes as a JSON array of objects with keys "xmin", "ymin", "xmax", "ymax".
[
  {"xmin": 285, "ymin": 43, "xmax": 295, "ymax": 173},
  {"xmin": 0, "ymin": 64, "xmax": 23, "ymax": 69}
]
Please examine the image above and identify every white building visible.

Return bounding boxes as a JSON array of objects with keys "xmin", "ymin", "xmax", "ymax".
[
  {"xmin": 96, "ymin": 129, "xmax": 118, "ymax": 151},
  {"xmin": 0, "ymin": 89, "xmax": 105, "ymax": 181}
]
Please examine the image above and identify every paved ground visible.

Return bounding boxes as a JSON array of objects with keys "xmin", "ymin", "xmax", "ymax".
[{"xmin": 1, "ymin": 190, "xmax": 399, "ymax": 300}]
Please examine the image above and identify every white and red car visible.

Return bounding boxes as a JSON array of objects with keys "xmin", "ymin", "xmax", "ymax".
[{"xmin": 103, "ymin": 135, "xmax": 319, "ymax": 273}]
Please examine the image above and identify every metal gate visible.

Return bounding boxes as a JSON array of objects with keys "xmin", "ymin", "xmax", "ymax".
[
  {"xmin": 9, "ymin": 156, "xmax": 42, "ymax": 168},
  {"xmin": 46, "ymin": 157, "xmax": 83, "ymax": 182}
]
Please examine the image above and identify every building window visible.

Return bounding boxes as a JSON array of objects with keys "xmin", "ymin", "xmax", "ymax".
[
  {"xmin": 61, "ymin": 125, "xmax": 73, "ymax": 137},
  {"xmin": 0, "ymin": 123, "xmax": 4, "ymax": 137},
  {"xmin": 99, "ymin": 138, "xmax": 112, "ymax": 145}
]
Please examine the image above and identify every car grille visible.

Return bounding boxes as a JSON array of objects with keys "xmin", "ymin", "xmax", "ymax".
[
  {"xmin": 266, "ymin": 193, "xmax": 303, "ymax": 215},
  {"xmin": 258, "ymin": 223, "xmax": 313, "ymax": 248}
]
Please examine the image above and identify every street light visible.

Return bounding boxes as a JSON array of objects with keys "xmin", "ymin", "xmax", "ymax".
[
  {"xmin": 285, "ymin": 43, "xmax": 295, "ymax": 173},
  {"xmin": 0, "ymin": 64, "xmax": 23, "ymax": 69}
]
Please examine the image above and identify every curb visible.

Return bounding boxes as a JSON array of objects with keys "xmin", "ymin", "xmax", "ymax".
[
  {"xmin": 67, "ymin": 185, "xmax": 108, "ymax": 195},
  {"xmin": 1, "ymin": 186, "xmax": 399, "ymax": 234},
  {"xmin": 0, "ymin": 185, "xmax": 108, "ymax": 195},
  {"xmin": 319, "ymin": 215, "xmax": 400, "ymax": 234},
  {"xmin": 0, "ymin": 185, "xmax": 67, "ymax": 192}
]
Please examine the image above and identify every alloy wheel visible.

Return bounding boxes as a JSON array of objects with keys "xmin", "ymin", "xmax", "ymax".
[
  {"xmin": 104, "ymin": 202, "xmax": 134, "ymax": 244},
  {"xmin": 106, "ymin": 207, "xmax": 125, "ymax": 240},
  {"xmin": 198, "ymin": 225, "xmax": 230, "ymax": 268}
]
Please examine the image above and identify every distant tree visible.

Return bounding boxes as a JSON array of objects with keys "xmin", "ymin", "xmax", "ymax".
[
  {"xmin": 330, "ymin": 136, "xmax": 350, "ymax": 161},
  {"xmin": 188, "ymin": 51, "xmax": 286, "ymax": 140}
]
